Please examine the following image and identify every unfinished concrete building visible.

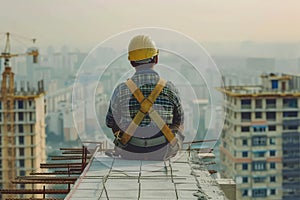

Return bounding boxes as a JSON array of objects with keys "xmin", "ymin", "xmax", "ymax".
[
  {"xmin": 219, "ymin": 73, "xmax": 300, "ymax": 199},
  {"xmin": 0, "ymin": 66, "xmax": 46, "ymax": 199}
]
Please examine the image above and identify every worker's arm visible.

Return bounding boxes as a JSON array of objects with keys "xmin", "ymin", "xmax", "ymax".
[
  {"xmin": 171, "ymin": 87, "xmax": 184, "ymax": 143},
  {"xmin": 106, "ymin": 86, "xmax": 121, "ymax": 133}
]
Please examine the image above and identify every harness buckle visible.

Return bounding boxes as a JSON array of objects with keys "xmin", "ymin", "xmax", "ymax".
[
  {"xmin": 140, "ymin": 98, "xmax": 153, "ymax": 114},
  {"xmin": 114, "ymin": 130, "xmax": 122, "ymax": 141}
]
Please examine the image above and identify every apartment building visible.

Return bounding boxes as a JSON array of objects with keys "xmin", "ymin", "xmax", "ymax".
[{"xmin": 219, "ymin": 73, "xmax": 300, "ymax": 200}]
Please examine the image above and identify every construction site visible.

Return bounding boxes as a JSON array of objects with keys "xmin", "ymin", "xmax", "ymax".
[
  {"xmin": 0, "ymin": 142, "xmax": 235, "ymax": 200},
  {"xmin": 0, "ymin": 32, "xmax": 235, "ymax": 199}
]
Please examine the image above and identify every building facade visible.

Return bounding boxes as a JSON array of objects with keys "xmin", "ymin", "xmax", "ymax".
[
  {"xmin": 219, "ymin": 73, "xmax": 300, "ymax": 199},
  {"xmin": 0, "ymin": 67, "xmax": 46, "ymax": 198}
]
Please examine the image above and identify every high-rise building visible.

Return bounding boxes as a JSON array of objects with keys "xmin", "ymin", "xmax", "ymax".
[
  {"xmin": 219, "ymin": 73, "xmax": 300, "ymax": 199},
  {"xmin": 0, "ymin": 66, "xmax": 46, "ymax": 199}
]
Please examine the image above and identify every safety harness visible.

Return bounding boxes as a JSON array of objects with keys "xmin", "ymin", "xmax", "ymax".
[{"xmin": 114, "ymin": 78, "xmax": 177, "ymax": 148}]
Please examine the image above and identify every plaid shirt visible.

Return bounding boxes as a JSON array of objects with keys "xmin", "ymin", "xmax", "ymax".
[{"xmin": 106, "ymin": 67, "xmax": 184, "ymax": 140}]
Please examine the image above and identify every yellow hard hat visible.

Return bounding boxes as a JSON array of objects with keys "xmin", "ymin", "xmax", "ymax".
[{"xmin": 128, "ymin": 35, "xmax": 159, "ymax": 61}]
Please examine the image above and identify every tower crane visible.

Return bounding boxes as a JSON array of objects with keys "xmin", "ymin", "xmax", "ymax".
[
  {"xmin": 0, "ymin": 32, "xmax": 38, "ymax": 194},
  {"xmin": 0, "ymin": 32, "xmax": 39, "ymax": 65}
]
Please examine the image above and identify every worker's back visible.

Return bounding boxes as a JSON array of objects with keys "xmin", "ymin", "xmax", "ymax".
[{"xmin": 105, "ymin": 35, "xmax": 184, "ymax": 160}]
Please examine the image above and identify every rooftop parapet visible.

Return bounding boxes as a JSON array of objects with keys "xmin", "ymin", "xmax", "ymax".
[{"xmin": 218, "ymin": 73, "xmax": 300, "ymax": 97}]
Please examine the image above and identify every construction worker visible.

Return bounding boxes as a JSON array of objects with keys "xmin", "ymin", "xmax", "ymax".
[{"xmin": 106, "ymin": 35, "xmax": 184, "ymax": 160}]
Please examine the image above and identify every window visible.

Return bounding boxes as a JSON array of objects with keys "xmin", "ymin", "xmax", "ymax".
[
  {"xmin": 19, "ymin": 136, "xmax": 24, "ymax": 145},
  {"xmin": 253, "ymin": 177, "xmax": 266, "ymax": 183},
  {"xmin": 270, "ymin": 176, "xmax": 276, "ymax": 182},
  {"xmin": 242, "ymin": 177, "xmax": 248, "ymax": 183},
  {"xmin": 19, "ymin": 170, "xmax": 25, "ymax": 176},
  {"xmin": 270, "ymin": 162, "xmax": 276, "ymax": 169},
  {"xmin": 283, "ymin": 125, "xmax": 298, "ymax": 130},
  {"xmin": 283, "ymin": 98, "xmax": 298, "ymax": 108},
  {"xmin": 255, "ymin": 99, "xmax": 262, "ymax": 109},
  {"xmin": 242, "ymin": 151, "xmax": 248, "ymax": 157},
  {"xmin": 270, "ymin": 189, "xmax": 276, "ymax": 195},
  {"xmin": 241, "ymin": 126, "xmax": 250, "ymax": 132},
  {"xmin": 18, "ymin": 100, "xmax": 24, "ymax": 109},
  {"xmin": 269, "ymin": 137, "xmax": 276, "ymax": 145},
  {"xmin": 242, "ymin": 139, "xmax": 247, "ymax": 146},
  {"xmin": 28, "ymin": 100, "xmax": 32, "ymax": 107},
  {"xmin": 271, "ymin": 80, "xmax": 278, "ymax": 89},
  {"xmin": 242, "ymin": 189, "xmax": 248, "ymax": 197},
  {"xmin": 270, "ymin": 150, "xmax": 276, "ymax": 156},
  {"xmin": 283, "ymin": 136, "xmax": 299, "ymax": 145},
  {"xmin": 30, "ymin": 125, "xmax": 34, "ymax": 133},
  {"xmin": 283, "ymin": 111, "xmax": 298, "ymax": 118},
  {"xmin": 253, "ymin": 161, "xmax": 266, "ymax": 171},
  {"xmin": 253, "ymin": 125, "xmax": 266, "ymax": 132},
  {"xmin": 242, "ymin": 163, "xmax": 248, "ymax": 170},
  {"xmin": 255, "ymin": 112, "xmax": 262, "ymax": 118},
  {"xmin": 19, "ymin": 148, "xmax": 24, "ymax": 156},
  {"xmin": 269, "ymin": 125, "xmax": 276, "ymax": 131},
  {"xmin": 252, "ymin": 189, "xmax": 267, "ymax": 198},
  {"xmin": 19, "ymin": 125, "xmax": 24, "ymax": 133},
  {"xmin": 19, "ymin": 159, "xmax": 25, "ymax": 168},
  {"xmin": 283, "ymin": 150, "xmax": 300, "ymax": 158},
  {"xmin": 252, "ymin": 136, "xmax": 267, "ymax": 146},
  {"xmin": 266, "ymin": 112, "xmax": 276, "ymax": 121},
  {"xmin": 241, "ymin": 112, "xmax": 251, "ymax": 122},
  {"xmin": 266, "ymin": 99, "xmax": 276, "ymax": 108},
  {"xmin": 18, "ymin": 112, "xmax": 24, "ymax": 121},
  {"xmin": 253, "ymin": 151, "xmax": 265, "ymax": 158},
  {"xmin": 241, "ymin": 99, "xmax": 251, "ymax": 109}
]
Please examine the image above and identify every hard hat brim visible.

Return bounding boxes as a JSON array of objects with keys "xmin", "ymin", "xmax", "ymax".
[{"xmin": 128, "ymin": 48, "xmax": 159, "ymax": 61}]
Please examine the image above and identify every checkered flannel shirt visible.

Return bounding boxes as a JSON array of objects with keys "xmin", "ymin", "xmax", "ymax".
[{"xmin": 106, "ymin": 68, "xmax": 184, "ymax": 140}]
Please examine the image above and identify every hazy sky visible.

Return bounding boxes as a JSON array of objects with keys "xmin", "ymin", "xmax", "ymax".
[{"xmin": 1, "ymin": 0, "xmax": 300, "ymax": 50}]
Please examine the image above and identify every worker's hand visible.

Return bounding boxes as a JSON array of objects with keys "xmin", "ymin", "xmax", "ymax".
[
  {"xmin": 176, "ymin": 136, "xmax": 183, "ymax": 151},
  {"xmin": 164, "ymin": 136, "xmax": 182, "ymax": 160}
]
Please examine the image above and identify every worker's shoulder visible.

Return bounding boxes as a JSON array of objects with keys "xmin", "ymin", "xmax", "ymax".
[
  {"xmin": 114, "ymin": 82, "xmax": 127, "ymax": 91},
  {"xmin": 114, "ymin": 78, "xmax": 178, "ymax": 92},
  {"xmin": 164, "ymin": 79, "xmax": 176, "ymax": 88},
  {"xmin": 164, "ymin": 79, "xmax": 178, "ymax": 92}
]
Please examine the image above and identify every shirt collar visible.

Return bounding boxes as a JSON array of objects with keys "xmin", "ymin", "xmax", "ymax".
[{"xmin": 134, "ymin": 65, "xmax": 158, "ymax": 75}]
